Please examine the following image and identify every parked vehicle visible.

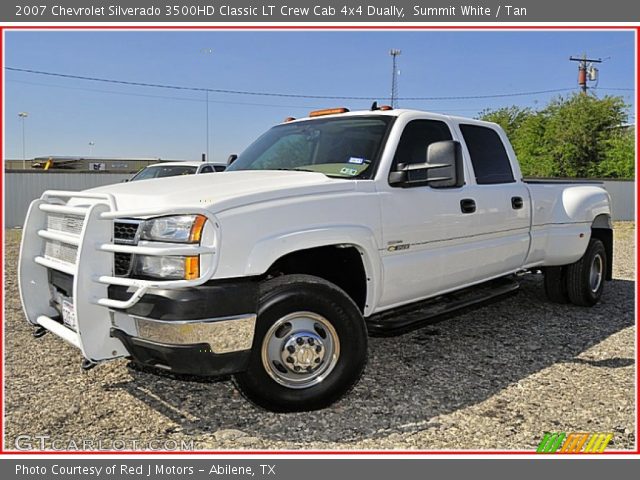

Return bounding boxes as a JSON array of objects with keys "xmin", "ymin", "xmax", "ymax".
[
  {"xmin": 19, "ymin": 106, "xmax": 613, "ymax": 412},
  {"xmin": 128, "ymin": 161, "xmax": 227, "ymax": 181}
]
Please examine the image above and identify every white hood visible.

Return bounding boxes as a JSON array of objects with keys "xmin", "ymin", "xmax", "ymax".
[{"xmin": 86, "ymin": 170, "xmax": 355, "ymax": 213}]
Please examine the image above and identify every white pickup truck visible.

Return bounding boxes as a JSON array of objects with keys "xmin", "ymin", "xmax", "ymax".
[{"xmin": 19, "ymin": 106, "xmax": 613, "ymax": 412}]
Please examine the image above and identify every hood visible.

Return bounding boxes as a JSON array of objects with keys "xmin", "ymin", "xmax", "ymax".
[{"xmin": 85, "ymin": 170, "xmax": 355, "ymax": 213}]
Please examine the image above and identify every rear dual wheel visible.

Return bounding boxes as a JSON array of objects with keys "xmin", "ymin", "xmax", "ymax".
[{"xmin": 544, "ymin": 238, "xmax": 606, "ymax": 307}]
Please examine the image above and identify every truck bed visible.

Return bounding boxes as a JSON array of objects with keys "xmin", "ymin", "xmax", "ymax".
[{"xmin": 524, "ymin": 178, "xmax": 604, "ymax": 185}]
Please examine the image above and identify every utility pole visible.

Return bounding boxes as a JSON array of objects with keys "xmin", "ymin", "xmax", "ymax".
[
  {"xmin": 205, "ymin": 90, "xmax": 209, "ymax": 162},
  {"xmin": 201, "ymin": 47, "xmax": 213, "ymax": 162},
  {"xmin": 389, "ymin": 49, "xmax": 401, "ymax": 108},
  {"xmin": 570, "ymin": 54, "xmax": 602, "ymax": 94},
  {"xmin": 18, "ymin": 112, "xmax": 28, "ymax": 169}
]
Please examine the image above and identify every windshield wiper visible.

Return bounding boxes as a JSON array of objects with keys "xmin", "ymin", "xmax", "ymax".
[
  {"xmin": 270, "ymin": 167, "xmax": 351, "ymax": 179},
  {"xmin": 271, "ymin": 167, "xmax": 317, "ymax": 173}
]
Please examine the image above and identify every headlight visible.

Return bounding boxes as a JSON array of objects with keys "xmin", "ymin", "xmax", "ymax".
[
  {"xmin": 134, "ymin": 255, "xmax": 200, "ymax": 280},
  {"xmin": 140, "ymin": 215, "xmax": 207, "ymax": 243}
]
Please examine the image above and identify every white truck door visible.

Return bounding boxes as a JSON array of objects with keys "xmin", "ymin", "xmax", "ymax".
[
  {"xmin": 453, "ymin": 122, "xmax": 531, "ymax": 282},
  {"xmin": 378, "ymin": 119, "xmax": 480, "ymax": 310}
]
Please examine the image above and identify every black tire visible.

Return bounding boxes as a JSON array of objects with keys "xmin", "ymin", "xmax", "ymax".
[
  {"xmin": 233, "ymin": 274, "xmax": 368, "ymax": 412},
  {"xmin": 544, "ymin": 266, "xmax": 569, "ymax": 304},
  {"xmin": 565, "ymin": 238, "xmax": 607, "ymax": 307}
]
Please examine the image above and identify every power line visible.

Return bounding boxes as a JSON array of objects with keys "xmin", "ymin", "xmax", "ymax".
[
  {"xmin": 6, "ymin": 79, "xmax": 513, "ymax": 116},
  {"xmin": 6, "ymin": 79, "xmax": 319, "ymax": 110},
  {"xmin": 6, "ymin": 66, "xmax": 631, "ymax": 102},
  {"xmin": 595, "ymin": 87, "xmax": 634, "ymax": 91}
]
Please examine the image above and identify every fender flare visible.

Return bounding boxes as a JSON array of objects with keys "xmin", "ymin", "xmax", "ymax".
[
  {"xmin": 555, "ymin": 185, "xmax": 612, "ymax": 223},
  {"xmin": 244, "ymin": 225, "xmax": 383, "ymax": 316},
  {"xmin": 590, "ymin": 213, "xmax": 614, "ymax": 281}
]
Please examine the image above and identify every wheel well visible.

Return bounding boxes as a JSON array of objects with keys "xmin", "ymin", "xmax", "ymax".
[
  {"xmin": 265, "ymin": 245, "xmax": 367, "ymax": 312},
  {"xmin": 591, "ymin": 215, "xmax": 613, "ymax": 281}
]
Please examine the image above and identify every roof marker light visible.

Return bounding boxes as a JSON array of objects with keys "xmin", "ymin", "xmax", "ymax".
[{"xmin": 309, "ymin": 107, "xmax": 350, "ymax": 118}]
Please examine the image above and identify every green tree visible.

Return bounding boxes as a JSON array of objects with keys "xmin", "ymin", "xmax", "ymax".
[
  {"xmin": 593, "ymin": 128, "xmax": 635, "ymax": 178},
  {"xmin": 478, "ymin": 106, "xmax": 532, "ymax": 140},
  {"xmin": 542, "ymin": 94, "xmax": 628, "ymax": 177},
  {"xmin": 511, "ymin": 112, "xmax": 558, "ymax": 177},
  {"xmin": 479, "ymin": 93, "xmax": 633, "ymax": 179}
]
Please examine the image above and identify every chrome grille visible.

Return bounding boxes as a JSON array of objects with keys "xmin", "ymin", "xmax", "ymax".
[
  {"xmin": 45, "ymin": 240, "xmax": 78, "ymax": 265},
  {"xmin": 46, "ymin": 213, "xmax": 84, "ymax": 235},
  {"xmin": 114, "ymin": 221, "xmax": 140, "ymax": 244},
  {"xmin": 113, "ymin": 220, "xmax": 140, "ymax": 276},
  {"xmin": 43, "ymin": 214, "xmax": 139, "ymax": 275},
  {"xmin": 114, "ymin": 252, "xmax": 133, "ymax": 276}
]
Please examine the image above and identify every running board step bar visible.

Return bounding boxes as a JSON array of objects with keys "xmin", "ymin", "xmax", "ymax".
[{"xmin": 366, "ymin": 277, "xmax": 520, "ymax": 337}]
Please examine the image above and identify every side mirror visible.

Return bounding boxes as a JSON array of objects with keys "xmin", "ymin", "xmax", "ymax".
[
  {"xmin": 227, "ymin": 154, "xmax": 238, "ymax": 166},
  {"xmin": 389, "ymin": 140, "xmax": 463, "ymax": 188}
]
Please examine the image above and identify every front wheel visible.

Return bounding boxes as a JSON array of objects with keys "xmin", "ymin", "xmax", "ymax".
[
  {"xmin": 565, "ymin": 238, "xmax": 607, "ymax": 307},
  {"xmin": 233, "ymin": 274, "xmax": 368, "ymax": 412}
]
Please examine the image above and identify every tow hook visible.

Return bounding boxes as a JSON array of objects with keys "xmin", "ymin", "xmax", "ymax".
[
  {"xmin": 32, "ymin": 326, "xmax": 48, "ymax": 338},
  {"xmin": 81, "ymin": 358, "xmax": 98, "ymax": 372}
]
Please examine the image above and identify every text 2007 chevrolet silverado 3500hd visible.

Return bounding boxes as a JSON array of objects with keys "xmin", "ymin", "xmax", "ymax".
[{"xmin": 19, "ymin": 106, "xmax": 613, "ymax": 412}]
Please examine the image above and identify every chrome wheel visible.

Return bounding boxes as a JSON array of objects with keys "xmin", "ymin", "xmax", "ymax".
[
  {"xmin": 261, "ymin": 311, "xmax": 340, "ymax": 389},
  {"xmin": 589, "ymin": 253, "xmax": 604, "ymax": 293}
]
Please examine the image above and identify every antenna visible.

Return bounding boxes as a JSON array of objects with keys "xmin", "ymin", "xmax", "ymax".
[{"xmin": 389, "ymin": 49, "xmax": 401, "ymax": 108}]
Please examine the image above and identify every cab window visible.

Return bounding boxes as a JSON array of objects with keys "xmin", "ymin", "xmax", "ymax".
[
  {"xmin": 391, "ymin": 120, "xmax": 453, "ymax": 183},
  {"xmin": 459, "ymin": 124, "xmax": 515, "ymax": 184}
]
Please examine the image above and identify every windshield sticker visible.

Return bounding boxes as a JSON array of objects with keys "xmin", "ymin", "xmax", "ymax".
[
  {"xmin": 340, "ymin": 167, "xmax": 359, "ymax": 176},
  {"xmin": 348, "ymin": 157, "xmax": 365, "ymax": 164}
]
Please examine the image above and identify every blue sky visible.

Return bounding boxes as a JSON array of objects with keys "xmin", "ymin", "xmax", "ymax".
[{"xmin": 4, "ymin": 30, "xmax": 636, "ymax": 162}]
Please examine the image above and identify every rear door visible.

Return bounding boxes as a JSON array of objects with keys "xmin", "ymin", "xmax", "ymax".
[{"xmin": 454, "ymin": 122, "xmax": 531, "ymax": 280}]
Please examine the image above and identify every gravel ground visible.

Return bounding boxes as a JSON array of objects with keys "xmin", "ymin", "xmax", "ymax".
[{"xmin": 3, "ymin": 223, "xmax": 636, "ymax": 451}]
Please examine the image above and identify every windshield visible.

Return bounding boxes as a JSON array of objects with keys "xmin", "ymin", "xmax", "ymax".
[
  {"xmin": 226, "ymin": 116, "xmax": 393, "ymax": 179},
  {"xmin": 130, "ymin": 165, "xmax": 198, "ymax": 181}
]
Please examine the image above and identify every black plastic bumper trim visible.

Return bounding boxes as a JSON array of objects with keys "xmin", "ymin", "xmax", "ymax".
[{"xmin": 108, "ymin": 278, "xmax": 259, "ymax": 321}]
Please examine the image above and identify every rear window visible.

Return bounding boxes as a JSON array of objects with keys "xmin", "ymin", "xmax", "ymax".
[{"xmin": 460, "ymin": 124, "xmax": 515, "ymax": 185}]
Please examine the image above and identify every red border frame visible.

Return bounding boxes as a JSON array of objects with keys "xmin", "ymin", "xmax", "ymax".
[{"xmin": 0, "ymin": 24, "xmax": 638, "ymax": 457}]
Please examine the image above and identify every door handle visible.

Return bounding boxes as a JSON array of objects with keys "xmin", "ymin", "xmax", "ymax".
[
  {"xmin": 511, "ymin": 196, "xmax": 524, "ymax": 210},
  {"xmin": 460, "ymin": 198, "xmax": 476, "ymax": 214}
]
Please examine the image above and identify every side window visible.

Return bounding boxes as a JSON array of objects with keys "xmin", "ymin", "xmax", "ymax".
[
  {"xmin": 459, "ymin": 124, "xmax": 515, "ymax": 185},
  {"xmin": 200, "ymin": 165, "xmax": 214, "ymax": 173},
  {"xmin": 213, "ymin": 165, "xmax": 226, "ymax": 172},
  {"xmin": 391, "ymin": 120, "xmax": 453, "ymax": 183}
]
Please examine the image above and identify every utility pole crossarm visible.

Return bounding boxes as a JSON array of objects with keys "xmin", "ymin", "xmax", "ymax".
[{"xmin": 569, "ymin": 56, "xmax": 603, "ymax": 64}]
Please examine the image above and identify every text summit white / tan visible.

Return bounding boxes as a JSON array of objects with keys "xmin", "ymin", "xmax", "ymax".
[{"xmin": 19, "ymin": 106, "xmax": 613, "ymax": 412}]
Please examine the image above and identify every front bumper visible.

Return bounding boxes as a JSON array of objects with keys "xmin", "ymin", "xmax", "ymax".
[
  {"xmin": 111, "ymin": 281, "xmax": 258, "ymax": 376},
  {"xmin": 109, "ymin": 279, "xmax": 258, "ymax": 376},
  {"xmin": 49, "ymin": 270, "xmax": 258, "ymax": 376},
  {"xmin": 111, "ymin": 329, "xmax": 252, "ymax": 376}
]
